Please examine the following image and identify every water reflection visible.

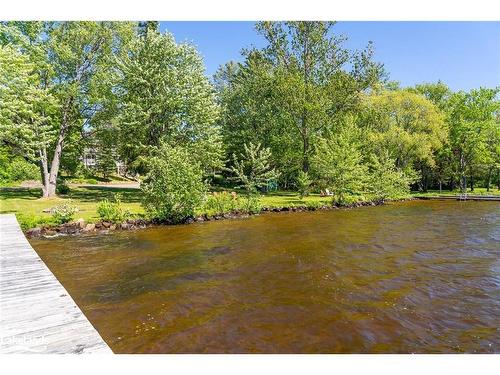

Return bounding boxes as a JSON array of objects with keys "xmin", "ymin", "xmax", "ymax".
[{"xmin": 31, "ymin": 200, "xmax": 500, "ymax": 353}]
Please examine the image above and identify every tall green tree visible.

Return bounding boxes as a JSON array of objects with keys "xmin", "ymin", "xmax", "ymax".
[
  {"xmin": 0, "ymin": 43, "xmax": 57, "ymax": 194},
  {"xmin": 361, "ymin": 89, "xmax": 447, "ymax": 178},
  {"xmin": 116, "ymin": 28, "xmax": 223, "ymax": 174},
  {"xmin": 447, "ymin": 88, "xmax": 500, "ymax": 192},
  {"xmin": 312, "ymin": 120, "xmax": 368, "ymax": 205},
  {"xmin": 217, "ymin": 21, "xmax": 385, "ymax": 185},
  {"xmin": 1, "ymin": 21, "xmax": 135, "ymax": 197},
  {"xmin": 228, "ymin": 142, "xmax": 279, "ymax": 194}
]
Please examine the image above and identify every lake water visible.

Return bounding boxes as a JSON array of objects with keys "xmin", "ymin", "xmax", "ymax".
[{"xmin": 30, "ymin": 200, "xmax": 500, "ymax": 353}]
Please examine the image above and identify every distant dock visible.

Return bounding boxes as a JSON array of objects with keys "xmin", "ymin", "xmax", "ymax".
[{"xmin": 0, "ymin": 214, "xmax": 112, "ymax": 354}]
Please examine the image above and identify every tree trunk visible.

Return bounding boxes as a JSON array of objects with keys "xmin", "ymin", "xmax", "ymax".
[
  {"xmin": 469, "ymin": 173, "xmax": 474, "ymax": 192},
  {"xmin": 302, "ymin": 134, "xmax": 309, "ymax": 173},
  {"xmin": 459, "ymin": 153, "xmax": 467, "ymax": 194},
  {"xmin": 498, "ymin": 167, "xmax": 500, "ymax": 191},
  {"xmin": 449, "ymin": 176, "xmax": 455, "ymax": 191},
  {"xmin": 38, "ymin": 148, "xmax": 50, "ymax": 198},
  {"xmin": 439, "ymin": 180, "xmax": 442, "ymax": 194},
  {"xmin": 46, "ymin": 100, "xmax": 72, "ymax": 197},
  {"xmin": 486, "ymin": 167, "xmax": 492, "ymax": 192}
]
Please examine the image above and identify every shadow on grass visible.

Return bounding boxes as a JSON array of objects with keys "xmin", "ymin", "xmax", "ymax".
[
  {"xmin": 0, "ymin": 187, "xmax": 42, "ymax": 200},
  {"xmin": 66, "ymin": 186, "xmax": 142, "ymax": 203},
  {"xmin": 0, "ymin": 186, "xmax": 142, "ymax": 204}
]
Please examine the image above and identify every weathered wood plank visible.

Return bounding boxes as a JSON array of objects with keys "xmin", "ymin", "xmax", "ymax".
[{"xmin": 0, "ymin": 214, "xmax": 112, "ymax": 354}]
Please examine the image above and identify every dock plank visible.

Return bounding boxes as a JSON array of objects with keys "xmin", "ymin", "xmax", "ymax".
[{"xmin": 0, "ymin": 214, "xmax": 112, "ymax": 354}]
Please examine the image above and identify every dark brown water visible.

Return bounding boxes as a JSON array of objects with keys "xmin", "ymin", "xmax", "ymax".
[{"xmin": 30, "ymin": 200, "xmax": 500, "ymax": 353}]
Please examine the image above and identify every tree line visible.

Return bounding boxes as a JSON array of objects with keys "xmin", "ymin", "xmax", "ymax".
[{"xmin": 1, "ymin": 21, "xmax": 499, "ymax": 218}]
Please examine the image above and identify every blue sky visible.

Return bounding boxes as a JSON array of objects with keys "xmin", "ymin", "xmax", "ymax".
[{"xmin": 159, "ymin": 21, "xmax": 500, "ymax": 91}]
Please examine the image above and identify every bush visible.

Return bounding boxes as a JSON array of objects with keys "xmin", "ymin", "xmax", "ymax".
[
  {"xmin": 203, "ymin": 191, "xmax": 238, "ymax": 216},
  {"xmin": 305, "ymin": 200, "xmax": 323, "ymax": 210},
  {"xmin": 368, "ymin": 153, "xmax": 417, "ymax": 202},
  {"xmin": 141, "ymin": 145, "xmax": 206, "ymax": 222},
  {"xmin": 56, "ymin": 180, "xmax": 70, "ymax": 195},
  {"xmin": 297, "ymin": 171, "xmax": 313, "ymax": 198},
  {"xmin": 96, "ymin": 194, "xmax": 130, "ymax": 223},
  {"xmin": 51, "ymin": 203, "xmax": 78, "ymax": 224},
  {"xmin": 16, "ymin": 213, "xmax": 53, "ymax": 230},
  {"xmin": 239, "ymin": 194, "xmax": 262, "ymax": 214},
  {"xmin": 332, "ymin": 194, "xmax": 362, "ymax": 207}
]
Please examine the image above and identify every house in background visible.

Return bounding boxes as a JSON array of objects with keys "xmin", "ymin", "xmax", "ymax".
[{"xmin": 81, "ymin": 147, "xmax": 126, "ymax": 175}]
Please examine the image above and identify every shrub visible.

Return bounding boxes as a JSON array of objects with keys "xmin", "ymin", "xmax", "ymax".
[
  {"xmin": 297, "ymin": 170, "xmax": 313, "ymax": 198},
  {"xmin": 86, "ymin": 178, "xmax": 98, "ymax": 185},
  {"xmin": 56, "ymin": 180, "xmax": 70, "ymax": 195},
  {"xmin": 367, "ymin": 152, "xmax": 417, "ymax": 202},
  {"xmin": 16, "ymin": 213, "xmax": 53, "ymax": 230},
  {"xmin": 141, "ymin": 145, "xmax": 206, "ymax": 222},
  {"xmin": 239, "ymin": 194, "xmax": 262, "ymax": 214},
  {"xmin": 203, "ymin": 191, "xmax": 238, "ymax": 216},
  {"xmin": 96, "ymin": 194, "xmax": 130, "ymax": 223},
  {"xmin": 51, "ymin": 203, "xmax": 78, "ymax": 224},
  {"xmin": 333, "ymin": 194, "xmax": 360, "ymax": 207},
  {"xmin": 305, "ymin": 200, "xmax": 323, "ymax": 210}
]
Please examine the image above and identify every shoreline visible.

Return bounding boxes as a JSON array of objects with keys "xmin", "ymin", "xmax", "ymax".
[
  {"xmin": 25, "ymin": 197, "xmax": 415, "ymax": 239},
  {"xmin": 22, "ymin": 195, "xmax": 500, "ymax": 239}
]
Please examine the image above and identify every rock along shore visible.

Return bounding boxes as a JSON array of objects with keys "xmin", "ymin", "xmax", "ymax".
[{"xmin": 24, "ymin": 198, "xmax": 414, "ymax": 239}]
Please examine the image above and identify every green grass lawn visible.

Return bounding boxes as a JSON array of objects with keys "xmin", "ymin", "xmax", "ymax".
[
  {"xmin": 1, "ymin": 184, "xmax": 499, "ymax": 230},
  {"xmin": 0, "ymin": 186, "xmax": 144, "ymax": 224}
]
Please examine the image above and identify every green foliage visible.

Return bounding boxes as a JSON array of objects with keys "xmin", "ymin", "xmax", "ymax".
[
  {"xmin": 96, "ymin": 193, "xmax": 130, "ymax": 223},
  {"xmin": 1, "ymin": 21, "xmax": 499, "ymax": 202},
  {"xmin": 16, "ymin": 213, "xmax": 53, "ymax": 231},
  {"xmin": 116, "ymin": 29, "xmax": 223, "ymax": 174},
  {"xmin": 447, "ymin": 88, "xmax": 500, "ymax": 192},
  {"xmin": 361, "ymin": 89, "xmax": 447, "ymax": 169},
  {"xmin": 0, "ymin": 148, "xmax": 39, "ymax": 183},
  {"xmin": 56, "ymin": 179, "xmax": 70, "ymax": 195},
  {"xmin": 217, "ymin": 21, "xmax": 385, "ymax": 179},
  {"xmin": 203, "ymin": 191, "xmax": 239, "ymax": 216},
  {"xmin": 296, "ymin": 170, "xmax": 313, "ymax": 198},
  {"xmin": 229, "ymin": 142, "xmax": 279, "ymax": 194},
  {"xmin": 368, "ymin": 152, "xmax": 417, "ymax": 202},
  {"xmin": 312, "ymin": 121, "xmax": 368, "ymax": 205},
  {"xmin": 51, "ymin": 202, "xmax": 78, "ymax": 224},
  {"xmin": 141, "ymin": 145, "xmax": 206, "ymax": 222},
  {"xmin": 239, "ymin": 194, "xmax": 262, "ymax": 214},
  {"xmin": 305, "ymin": 200, "xmax": 323, "ymax": 210}
]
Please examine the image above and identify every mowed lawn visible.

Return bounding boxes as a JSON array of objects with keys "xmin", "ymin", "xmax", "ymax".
[{"xmin": 0, "ymin": 185, "xmax": 144, "ymax": 223}]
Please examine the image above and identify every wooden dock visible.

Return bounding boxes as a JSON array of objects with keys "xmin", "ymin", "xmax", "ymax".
[{"xmin": 0, "ymin": 214, "xmax": 112, "ymax": 354}]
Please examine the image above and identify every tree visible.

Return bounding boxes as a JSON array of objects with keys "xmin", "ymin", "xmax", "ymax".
[
  {"xmin": 1, "ymin": 21, "xmax": 135, "ymax": 197},
  {"xmin": 368, "ymin": 151, "xmax": 416, "ymax": 202},
  {"xmin": 141, "ymin": 145, "xmax": 206, "ymax": 222},
  {"xmin": 0, "ymin": 43, "xmax": 57, "ymax": 193},
  {"xmin": 312, "ymin": 121, "xmax": 368, "ymax": 205},
  {"xmin": 116, "ymin": 28, "xmax": 223, "ymax": 175},
  {"xmin": 296, "ymin": 170, "xmax": 313, "ymax": 198},
  {"xmin": 447, "ymin": 88, "xmax": 500, "ymax": 193},
  {"xmin": 229, "ymin": 142, "xmax": 279, "ymax": 194},
  {"xmin": 217, "ymin": 21, "xmax": 385, "ymax": 186},
  {"xmin": 361, "ymin": 89, "xmax": 447, "ymax": 187},
  {"xmin": 412, "ymin": 81, "xmax": 452, "ymax": 111}
]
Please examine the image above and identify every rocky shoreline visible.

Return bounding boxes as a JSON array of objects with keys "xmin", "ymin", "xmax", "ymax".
[{"xmin": 24, "ymin": 197, "xmax": 414, "ymax": 238}]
